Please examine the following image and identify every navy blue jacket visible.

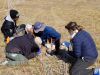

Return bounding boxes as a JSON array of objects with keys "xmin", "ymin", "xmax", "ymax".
[
  {"xmin": 71, "ymin": 30, "xmax": 98, "ymax": 61},
  {"xmin": 6, "ymin": 33, "xmax": 39, "ymax": 59},
  {"xmin": 40, "ymin": 26, "xmax": 61, "ymax": 44}
]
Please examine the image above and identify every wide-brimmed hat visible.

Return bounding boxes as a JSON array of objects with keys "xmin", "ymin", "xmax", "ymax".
[{"xmin": 33, "ymin": 22, "xmax": 46, "ymax": 33}]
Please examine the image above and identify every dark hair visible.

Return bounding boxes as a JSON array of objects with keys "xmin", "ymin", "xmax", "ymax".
[
  {"xmin": 10, "ymin": 9, "xmax": 19, "ymax": 19},
  {"xmin": 65, "ymin": 22, "xmax": 83, "ymax": 31}
]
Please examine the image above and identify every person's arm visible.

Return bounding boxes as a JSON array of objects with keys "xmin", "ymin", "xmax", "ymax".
[
  {"xmin": 72, "ymin": 38, "xmax": 82, "ymax": 58},
  {"xmin": 4, "ymin": 22, "xmax": 15, "ymax": 37}
]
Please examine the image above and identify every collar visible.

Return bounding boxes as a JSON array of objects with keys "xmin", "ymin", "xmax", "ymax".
[
  {"xmin": 70, "ymin": 30, "xmax": 78, "ymax": 39},
  {"xmin": 5, "ymin": 15, "xmax": 14, "ymax": 22}
]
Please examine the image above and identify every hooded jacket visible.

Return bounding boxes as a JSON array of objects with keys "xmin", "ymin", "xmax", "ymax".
[{"xmin": 1, "ymin": 15, "xmax": 17, "ymax": 39}]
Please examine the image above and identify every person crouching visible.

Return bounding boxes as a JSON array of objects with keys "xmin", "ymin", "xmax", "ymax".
[
  {"xmin": 65, "ymin": 22, "xmax": 98, "ymax": 75},
  {"xmin": 33, "ymin": 22, "xmax": 61, "ymax": 55},
  {"xmin": 0, "ymin": 33, "xmax": 41, "ymax": 66}
]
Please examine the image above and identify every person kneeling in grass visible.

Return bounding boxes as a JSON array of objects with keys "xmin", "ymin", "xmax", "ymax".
[
  {"xmin": 0, "ymin": 33, "xmax": 41, "ymax": 66},
  {"xmin": 1, "ymin": 9, "xmax": 19, "ymax": 42},
  {"xmin": 65, "ymin": 22, "xmax": 99, "ymax": 75},
  {"xmin": 33, "ymin": 22, "xmax": 61, "ymax": 55}
]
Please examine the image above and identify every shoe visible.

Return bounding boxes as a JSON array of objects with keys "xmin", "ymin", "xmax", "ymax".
[{"xmin": 94, "ymin": 68, "xmax": 100, "ymax": 75}]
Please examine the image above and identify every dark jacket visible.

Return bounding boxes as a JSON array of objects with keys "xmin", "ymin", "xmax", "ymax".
[
  {"xmin": 71, "ymin": 30, "xmax": 98, "ymax": 61},
  {"xmin": 6, "ymin": 33, "xmax": 39, "ymax": 59},
  {"xmin": 1, "ymin": 15, "xmax": 17, "ymax": 39},
  {"xmin": 37, "ymin": 26, "xmax": 61, "ymax": 44}
]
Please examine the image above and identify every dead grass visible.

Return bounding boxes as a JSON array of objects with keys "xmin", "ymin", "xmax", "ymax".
[{"xmin": 0, "ymin": 0, "xmax": 100, "ymax": 75}]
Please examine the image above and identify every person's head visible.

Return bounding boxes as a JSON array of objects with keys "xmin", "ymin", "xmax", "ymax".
[
  {"xmin": 10, "ymin": 9, "xmax": 19, "ymax": 21},
  {"xmin": 65, "ymin": 22, "xmax": 83, "ymax": 35},
  {"xmin": 25, "ymin": 24, "xmax": 33, "ymax": 34},
  {"xmin": 33, "ymin": 22, "xmax": 46, "ymax": 34}
]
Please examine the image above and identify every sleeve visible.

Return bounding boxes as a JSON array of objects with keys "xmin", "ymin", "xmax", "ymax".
[
  {"xmin": 3, "ymin": 22, "xmax": 15, "ymax": 37},
  {"xmin": 48, "ymin": 29, "xmax": 61, "ymax": 42},
  {"xmin": 72, "ymin": 38, "xmax": 82, "ymax": 58}
]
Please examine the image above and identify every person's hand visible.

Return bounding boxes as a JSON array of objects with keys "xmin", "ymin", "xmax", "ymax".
[
  {"xmin": 45, "ymin": 43, "xmax": 55, "ymax": 49},
  {"xmin": 37, "ymin": 49, "xmax": 41, "ymax": 55},
  {"xmin": 60, "ymin": 42, "xmax": 69, "ymax": 51},
  {"xmin": 45, "ymin": 43, "xmax": 52, "ymax": 49},
  {"xmin": 6, "ymin": 37, "xmax": 10, "ymax": 44},
  {"xmin": 60, "ymin": 45, "xmax": 68, "ymax": 50},
  {"xmin": 51, "ymin": 43, "xmax": 55, "ymax": 50},
  {"xmin": 6, "ymin": 37, "xmax": 14, "ymax": 44}
]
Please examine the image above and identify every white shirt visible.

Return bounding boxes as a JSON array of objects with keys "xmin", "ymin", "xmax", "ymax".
[{"xmin": 70, "ymin": 30, "xmax": 78, "ymax": 39}]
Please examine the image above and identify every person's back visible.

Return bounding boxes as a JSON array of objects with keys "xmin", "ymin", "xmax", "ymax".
[
  {"xmin": 6, "ymin": 33, "xmax": 39, "ymax": 59},
  {"xmin": 72, "ymin": 30, "xmax": 98, "ymax": 61},
  {"xmin": 0, "ymin": 33, "xmax": 40, "ymax": 66},
  {"xmin": 42, "ymin": 26, "xmax": 61, "ymax": 40}
]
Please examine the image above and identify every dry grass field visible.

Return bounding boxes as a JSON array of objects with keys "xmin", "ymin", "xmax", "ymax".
[{"xmin": 0, "ymin": 0, "xmax": 100, "ymax": 75}]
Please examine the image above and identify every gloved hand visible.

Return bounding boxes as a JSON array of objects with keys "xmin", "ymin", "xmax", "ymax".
[
  {"xmin": 60, "ymin": 42, "xmax": 68, "ymax": 50},
  {"xmin": 60, "ymin": 41, "xmax": 72, "ymax": 51},
  {"xmin": 6, "ymin": 37, "xmax": 14, "ymax": 44},
  {"xmin": 45, "ymin": 43, "xmax": 55, "ymax": 49},
  {"xmin": 37, "ymin": 49, "xmax": 41, "ymax": 55},
  {"xmin": 45, "ymin": 43, "xmax": 52, "ymax": 49}
]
